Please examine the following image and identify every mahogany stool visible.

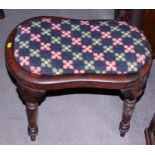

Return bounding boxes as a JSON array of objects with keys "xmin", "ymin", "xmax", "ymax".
[{"xmin": 5, "ymin": 16, "xmax": 152, "ymax": 141}]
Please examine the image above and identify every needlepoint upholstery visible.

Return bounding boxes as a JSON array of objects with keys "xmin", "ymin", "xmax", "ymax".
[{"xmin": 14, "ymin": 17, "xmax": 150, "ymax": 75}]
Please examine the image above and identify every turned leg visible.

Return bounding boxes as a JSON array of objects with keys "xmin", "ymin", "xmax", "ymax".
[
  {"xmin": 17, "ymin": 84, "xmax": 46, "ymax": 141},
  {"xmin": 26, "ymin": 102, "xmax": 38, "ymax": 141},
  {"xmin": 120, "ymin": 83, "xmax": 143, "ymax": 137}
]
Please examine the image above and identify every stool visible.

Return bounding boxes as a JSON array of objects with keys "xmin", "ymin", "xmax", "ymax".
[{"xmin": 5, "ymin": 16, "xmax": 152, "ymax": 141}]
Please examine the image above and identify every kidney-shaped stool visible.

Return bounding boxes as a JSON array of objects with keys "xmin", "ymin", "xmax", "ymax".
[{"xmin": 5, "ymin": 16, "xmax": 152, "ymax": 141}]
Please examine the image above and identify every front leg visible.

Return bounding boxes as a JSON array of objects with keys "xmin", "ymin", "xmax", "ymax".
[
  {"xmin": 119, "ymin": 82, "xmax": 143, "ymax": 137},
  {"xmin": 26, "ymin": 101, "xmax": 39, "ymax": 141},
  {"xmin": 17, "ymin": 84, "xmax": 46, "ymax": 141}
]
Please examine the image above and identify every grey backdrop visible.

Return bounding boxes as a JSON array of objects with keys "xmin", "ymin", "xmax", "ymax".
[{"xmin": 0, "ymin": 9, "xmax": 154, "ymax": 144}]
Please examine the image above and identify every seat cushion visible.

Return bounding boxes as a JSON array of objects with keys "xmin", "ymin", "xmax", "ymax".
[{"xmin": 14, "ymin": 17, "xmax": 150, "ymax": 75}]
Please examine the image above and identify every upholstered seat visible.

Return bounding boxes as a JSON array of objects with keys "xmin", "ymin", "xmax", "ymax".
[{"xmin": 14, "ymin": 17, "xmax": 150, "ymax": 75}]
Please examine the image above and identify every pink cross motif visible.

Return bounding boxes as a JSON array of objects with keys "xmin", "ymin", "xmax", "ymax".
[
  {"xmin": 136, "ymin": 53, "xmax": 145, "ymax": 64},
  {"xmin": 51, "ymin": 23, "xmax": 61, "ymax": 30},
  {"xmin": 40, "ymin": 42, "xmax": 51, "ymax": 51},
  {"xmin": 112, "ymin": 38, "xmax": 123, "ymax": 45},
  {"xmin": 21, "ymin": 27, "xmax": 31, "ymax": 34},
  {"xmin": 71, "ymin": 38, "xmax": 82, "ymax": 45},
  {"xmin": 105, "ymin": 61, "xmax": 117, "ymax": 71},
  {"xmin": 42, "ymin": 18, "xmax": 51, "ymax": 23},
  {"xmin": 101, "ymin": 32, "xmax": 112, "ymax": 39},
  {"xmin": 124, "ymin": 45, "xmax": 135, "ymax": 53},
  {"xmin": 90, "ymin": 25, "xmax": 100, "ymax": 32},
  {"xmin": 51, "ymin": 51, "xmax": 62, "ymax": 60},
  {"xmin": 80, "ymin": 21, "xmax": 90, "ymax": 25},
  {"xmin": 118, "ymin": 21, "xmax": 128, "ymax": 26},
  {"xmin": 82, "ymin": 45, "xmax": 92, "ymax": 53},
  {"xmin": 30, "ymin": 66, "xmax": 41, "ymax": 74},
  {"xmin": 74, "ymin": 69, "xmax": 85, "ymax": 74},
  {"xmin": 14, "ymin": 49, "xmax": 19, "ymax": 57},
  {"xmin": 18, "ymin": 25, "xmax": 22, "ymax": 28},
  {"xmin": 19, "ymin": 56, "xmax": 30, "ymax": 66},
  {"xmin": 62, "ymin": 31, "xmax": 71, "ymax": 38},
  {"xmin": 93, "ymin": 53, "xmax": 104, "ymax": 61},
  {"xmin": 63, "ymin": 60, "xmax": 74, "ymax": 69},
  {"xmin": 30, "ymin": 34, "xmax": 41, "ymax": 42},
  {"xmin": 129, "ymin": 26, "xmax": 140, "ymax": 32},
  {"xmin": 140, "ymin": 33, "xmax": 146, "ymax": 41}
]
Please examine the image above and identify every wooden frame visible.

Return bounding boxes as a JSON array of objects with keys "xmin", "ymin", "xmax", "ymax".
[
  {"xmin": 145, "ymin": 113, "xmax": 155, "ymax": 145},
  {"xmin": 5, "ymin": 16, "xmax": 152, "ymax": 141}
]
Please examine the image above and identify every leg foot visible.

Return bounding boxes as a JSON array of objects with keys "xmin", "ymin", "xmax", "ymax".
[
  {"xmin": 119, "ymin": 122, "xmax": 130, "ymax": 137},
  {"xmin": 120, "ymin": 132, "xmax": 125, "ymax": 137},
  {"xmin": 28, "ymin": 126, "xmax": 37, "ymax": 141},
  {"xmin": 30, "ymin": 135, "xmax": 36, "ymax": 141}
]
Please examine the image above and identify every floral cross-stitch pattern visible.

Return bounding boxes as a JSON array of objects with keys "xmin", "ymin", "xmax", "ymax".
[{"xmin": 14, "ymin": 17, "xmax": 150, "ymax": 75}]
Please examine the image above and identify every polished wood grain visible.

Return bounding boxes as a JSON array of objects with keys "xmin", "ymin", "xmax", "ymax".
[{"xmin": 5, "ymin": 16, "xmax": 153, "ymax": 141}]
